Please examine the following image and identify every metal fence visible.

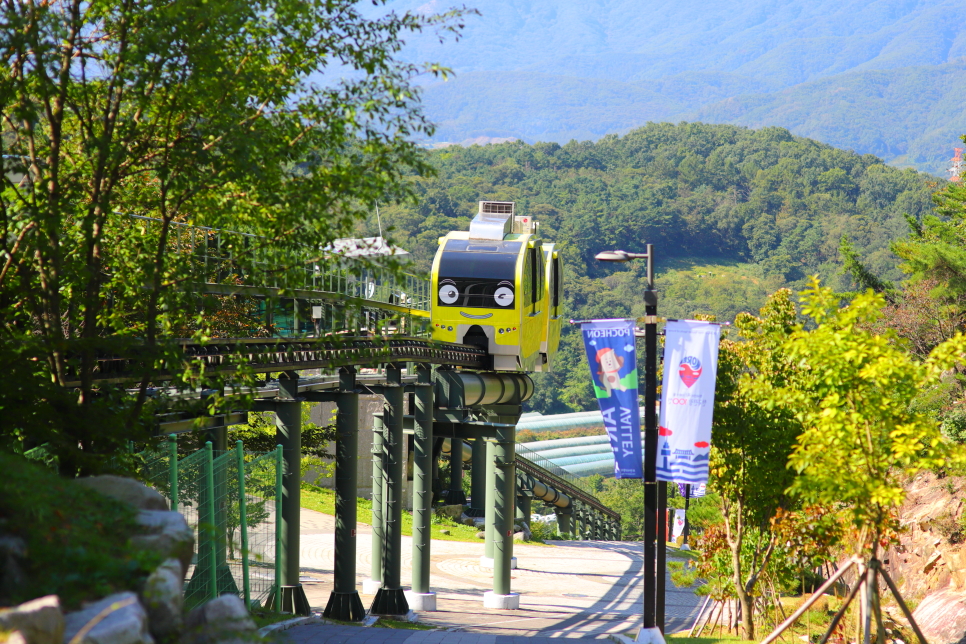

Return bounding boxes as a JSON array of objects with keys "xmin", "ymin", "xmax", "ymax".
[
  {"xmin": 136, "ymin": 437, "xmax": 283, "ymax": 610},
  {"xmin": 130, "ymin": 214, "xmax": 431, "ymax": 319}
]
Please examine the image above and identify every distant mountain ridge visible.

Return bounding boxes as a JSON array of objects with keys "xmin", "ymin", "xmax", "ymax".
[{"xmin": 385, "ymin": 0, "xmax": 966, "ymax": 173}]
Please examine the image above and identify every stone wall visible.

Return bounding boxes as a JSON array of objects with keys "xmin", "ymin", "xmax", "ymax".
[{"xmin": 883, "ymin": 470, "xmax": 966, "ymax": 643}]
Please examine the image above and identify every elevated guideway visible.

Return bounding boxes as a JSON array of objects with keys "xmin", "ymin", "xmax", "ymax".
[{"xmin": 56, "ymin": 216, "xmax": 626, "ymax": 619}]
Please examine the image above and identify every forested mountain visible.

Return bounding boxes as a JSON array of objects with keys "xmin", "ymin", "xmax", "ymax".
[
  {"xmin": 372, "ymin": 123, "xmax": 940, "ymax": 413},
  {"xmin": 382, "ymin": 0, "xmax": 966, "ymax": 174}
]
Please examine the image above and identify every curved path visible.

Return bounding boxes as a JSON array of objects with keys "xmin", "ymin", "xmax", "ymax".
[{"xmin": 287, "ymin": 508, "xmax": 702, "ymax": 641}]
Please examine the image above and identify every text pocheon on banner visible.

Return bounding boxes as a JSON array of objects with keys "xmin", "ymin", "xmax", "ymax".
[
  {"xmin": 657, "ymin": 320, "xmax": 721, "ymax": 485},
  {"xmin": 578, "ymin": 318, "xmax": 642, "ymax": 479}
]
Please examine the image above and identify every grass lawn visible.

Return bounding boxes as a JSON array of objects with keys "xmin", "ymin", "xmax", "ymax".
[
  {"xmin": 251, "ymin": 611, "xmax": 300, "ymax": 628},
  {"xmin": 666, "ymin": 635, "xmax": 755, "ymax": 644},
  {"xmin": 300, "ymin": 483, "xmax": 489, "ymax": 543},
  {"xmin": 373, "ymin": 619, "xmax": 435, "ymax": 630}
]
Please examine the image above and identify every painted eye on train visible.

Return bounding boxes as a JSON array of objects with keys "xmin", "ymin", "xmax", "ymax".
[
  {"xmin": 494, "ymin": 281, "xmax": 515, "ymax": 307},
  {"xmin": 438, "ymin": 280, "xmax": 459, "ymax": 304}
]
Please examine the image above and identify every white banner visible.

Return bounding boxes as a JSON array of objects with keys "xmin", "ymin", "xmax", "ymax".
[
  {"xmin": 656, "ymin": 320, "xmax": 721, "ymax": 484},
  {"xmin": 672, "ymin": 510, "xmax": 687, "ymax": 541}
]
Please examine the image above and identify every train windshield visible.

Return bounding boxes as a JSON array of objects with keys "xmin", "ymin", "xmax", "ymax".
[{"xmin": 437, "ymin": 240, "xmax": 521, "ymax": 308}]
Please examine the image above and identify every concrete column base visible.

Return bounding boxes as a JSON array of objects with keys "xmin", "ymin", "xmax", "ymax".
[
  {"xmin": 479, "ymin": 556, "xmax": 517, "ymax": 569},
  {"xmin": 483, "ymin": 591, "xmax": 520, "ymax": 609},
  {"xmin": 404, "ymin": 591, "xmax": 437, "ymax": 611},
  {"xmin": 362, "ymin": 580, "xmax": 382, "ymax": 595},
  {"xmin": 635, "ymin": 626, "xmax": 666, "ymax": 644}
]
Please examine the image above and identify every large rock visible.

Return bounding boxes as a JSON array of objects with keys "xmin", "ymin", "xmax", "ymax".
[
  {"xmin": 0, "ymin": 595, "xmax": 63, "ymax": 644},
  {"xmin": 0, "ymin": 536, "xmax": 27, "ymax": 602},
  {"xmin": 913, "ymin": 588, "xmax": 966, "ymax": 644},
  {"xmin": 434, "ymin": 505, "xmax": 464, "ymax": 521},
  {"xmin": 138, "ymin": 559, "xmax": 183, "ymax": 643},
  {"xmin": 131, "ymin": 511, "xmax": 194, "ymax": 577},
  {"xmin": 63, "ymin": 592, "xmax": 154, "ymax": 644},
  {"xmin": 183, "ymin": 595, "xmax": 257, "ymax": 644},
  {"xmin": 75, "ymin": 476, "xmax": 168, "ymax": 512}
]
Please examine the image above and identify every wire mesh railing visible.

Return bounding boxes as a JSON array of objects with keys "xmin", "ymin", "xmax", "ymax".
[
  {"xmin": 130, "ymin": 214, "xmax": 430, "ymax": 314},
  {"xmin": 134, "ymin": 436, "xmax": 282, "ymax": 610},
  {"xmin": 514, "ymin": 444, "xmax": 620, "ymax": 520}
]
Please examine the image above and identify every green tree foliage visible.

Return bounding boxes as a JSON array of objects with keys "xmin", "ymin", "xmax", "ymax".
[
  {"xmin": 753, "ymin": 279, "xmax": 966, "ymax": 556},
  {"xmin": 375, "ymin": 123, "xmax": 935, "ymax": 414},
  {"xmin": 701, "ymin": 289, "xmax": 804, "ymax": 638},
  {"xmin": 0, "ymin": 0, "xmax": 468, "ymax": 472}
]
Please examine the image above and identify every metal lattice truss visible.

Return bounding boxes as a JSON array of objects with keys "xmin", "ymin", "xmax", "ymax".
[{"xmin": 66, "ymin": 336, "xmax": 487, "ymax": 386}]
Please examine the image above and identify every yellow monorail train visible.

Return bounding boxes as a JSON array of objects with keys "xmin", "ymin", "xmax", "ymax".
[{"xmin": 430, "ymin": 201, "xmax": 562, "ymax": 373}]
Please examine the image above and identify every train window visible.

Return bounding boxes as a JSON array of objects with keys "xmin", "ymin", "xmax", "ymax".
[
  {"xmin": 437, "ymin": 240, "xmax": 521, "ymax": 308},
  {"xmin": 528, "ymin": 247, "xmax": 538, "ymax": 307},
  {"xmin": 552, "ymin": 257, "xmax": 560, "ymax": 310}
]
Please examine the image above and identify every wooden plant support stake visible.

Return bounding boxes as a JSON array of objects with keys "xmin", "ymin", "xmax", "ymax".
[
  {"xmin": 760, "ymin": 557, "xmax": 859, "ymax": 644},
  {"xmin": 871, "ymin": 567, "xmax": 886, "ymax": 644},
  {"xmin": 688, "ymin": 595, "xmax": 712, "ymax": 637},
  {"xmin": 858, "ymin": 561, "xmax": 869, "ymax": 644},
  {"xmin": 819, "ymin": 572, "xmax": 865, "ymax": 644},
  {"xmin": 877, "ymin": 563, "xmax": 929, "ymax": 644}
]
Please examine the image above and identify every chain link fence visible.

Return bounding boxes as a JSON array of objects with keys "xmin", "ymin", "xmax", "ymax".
[{"xmin": 135, "ymin": 437, "xmax": 283, "ymax": 610}]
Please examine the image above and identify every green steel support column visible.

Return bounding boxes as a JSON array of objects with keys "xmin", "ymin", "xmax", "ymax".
[
  {"xmin": 366, "ymin": 413, "xmax": 385, "ymax": 593},
  {"xmin": 369, "ymin": 364, "xmax": 409, "ymax": 616},
  {"xmin": 470, "ymin": 437, "xmax": 486, "ymax": 514},
  {"xmin": 556, "ymin": 510, "xmax": 572, "ymax": 536},
  {"xmin": 274, "ymin": 445, "xmax": 283, "ymax": 603},
  {"xmin": 447, "ymin": 438, "xmax": 466, "ymax": 505},
  {"xmin": 168, "ymin": 434, "xmax": 178, "ymax": 512},
  {"xmin": 269, "ymin": 372, "xmax": 310, "ymax": 615},
  {"xmin": 484, "ymin": 439, "xmax": 496, "ymax": 560},
  {"xmin": 516, "ymin": 495, "xmax": 531, "ymax": 525},
  {"xmin": 237, "ymin": 440, "xmax": 251, "ymax": 609},
  {"xmin": 408, "ymin": 363, "xmax": 436, "ymax": 610},
  {"xmin": 485, "ymin": 424, "xmax": 518, "ymax": 608},
  {"xmin": 324, "ymin": 366, "xmax": 366, "ymax": 621}
]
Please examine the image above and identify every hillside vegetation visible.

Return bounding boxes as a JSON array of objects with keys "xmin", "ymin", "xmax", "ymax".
[{"xmin": 373, "ymin": 122, "xmax": 940, "ymax": 413}]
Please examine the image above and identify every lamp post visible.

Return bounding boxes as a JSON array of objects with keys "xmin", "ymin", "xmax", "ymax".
[{"xmin": 595, "ymin": 244, "xmax": 665, "ymax": 643}]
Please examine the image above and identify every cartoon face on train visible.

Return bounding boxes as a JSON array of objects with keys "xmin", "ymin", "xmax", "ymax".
[{"xmin": 430, "ymin": 201, "xmax": 562, "ymax": 373}]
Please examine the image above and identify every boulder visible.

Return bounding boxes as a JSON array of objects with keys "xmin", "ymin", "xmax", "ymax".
[
  {"xmin": 75, "ymin": 476, "xmax": 168, "ymax": 512},
  {"xmin": 913, "ymin": 587, "xmax": 966, "ymax": 644},
  {"xmin": 182, "ymin": 595, "xmax": 257, "ymax": 644},
  {"xmin": 0, "ymin": 595, "xmax": 63, "ymax": 644},
  {"xmin": 138, "ymin": 559, "xmax": 183, "ymax": 643},
  {"xmin": 131, "ymin": 511, "xmax": 194, "ymax": 577},
  {"xmin": 434, "ymin": 505, "xmax": 463, "ymax": 521},
  {"xmin": 0, "ymin": 536, "xmax": 27, "ymax": 602},
  {"xmin": 462, "ymin": 517, "xmax": 475, "ymax": 527},
  {"xmin": 63, "ymin": 592, "xmax": 153, "ymax": 644},
  {"xmin": 475, "ymin": 531, "xmax": 486, "ymax": 540}
]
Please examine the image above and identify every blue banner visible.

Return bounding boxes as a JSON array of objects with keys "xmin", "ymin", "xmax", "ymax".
[{"xmin": 579, "ymin": 319, "xmax": 643, "ymax": 479}]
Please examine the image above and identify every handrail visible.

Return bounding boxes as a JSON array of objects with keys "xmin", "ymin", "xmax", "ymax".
[{"xmin": 515, "ymin": 448, "xmax": 620, "ymax": 520}]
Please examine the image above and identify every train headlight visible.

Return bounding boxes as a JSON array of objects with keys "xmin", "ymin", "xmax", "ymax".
[
  {"xmin": 439, "ymin": 282, "xmax": 459, "ymax": 304},
  {"xmin": 494, "ymin": 286, "xmax": 514, "ymax": 307}
]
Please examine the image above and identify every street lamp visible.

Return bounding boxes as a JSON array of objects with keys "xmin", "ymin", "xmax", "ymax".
[{"xmin": 596, "ymin": 245, "xmax": 665, "ymax": 643}]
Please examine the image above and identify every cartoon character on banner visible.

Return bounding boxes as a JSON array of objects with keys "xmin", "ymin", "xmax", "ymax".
[{"xmin": 596, "ymin": 347, "xmax": 627, "ymax": 396}]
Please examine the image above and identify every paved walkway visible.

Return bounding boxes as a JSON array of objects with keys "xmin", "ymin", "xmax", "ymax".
[{"xmin": 281, "ymin": 508, "xmax": 702, "ymax": 642}]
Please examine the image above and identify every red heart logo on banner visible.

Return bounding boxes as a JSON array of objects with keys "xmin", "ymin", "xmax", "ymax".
[{"xmin": 678, "ymin": 362, "xmax": 702, "ymax": 388}]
